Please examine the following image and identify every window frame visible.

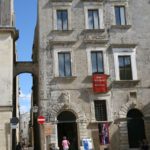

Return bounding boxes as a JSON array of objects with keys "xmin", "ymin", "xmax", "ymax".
[
  {"xmin": 86, "ymin": 47, "xmax": 109, "ymax": 76},
  {"xmin": 84, "ymin": 5, "xmax": 104, "ymax": 30},
  {"xmin": 115, "ymin": 6, "xmax": 126, "ymax": 25},
  {"xmin": 53, "ymin": 4, "xmax": 72, "ymax": 31},
  {"xmin": 91, "ymin": 51, "xmax": 104, "ymax": 74},
  {"xmin": 113, "ymin": 48, "xmax": 137, "ymax": 81},
  {"xmin": 90, "ymin": 93, "xmax": 112, "ymax": 122},
  {"xmin": 53, "ymin": 48, "xmax": 75, "ymax": 77},
  {"xmin": 118, "ymin": 55, "xmax": 132, "ymax": 80},
  {"xmin": 57, "ymin": 9, "xmax": 68, "ymax": 30},
  {"xmin": 94, "ymin": 100, "xmax": 107, "ymax": 121},
  {"xmin": 88, "ymin": 9, "xmax": 100, "ymax": 29},
  {"xmin": 58, "ymin": 52, "xmax": 72, "ymax": 77}
]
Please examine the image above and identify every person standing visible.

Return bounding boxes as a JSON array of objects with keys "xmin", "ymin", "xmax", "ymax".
[
  {"xmin": 62, "ymin": 136, "xmax": 70, "ymax": 150},
  {"xmin": 141, "ymin": 139, "xmax": 149, "ymax": 150},
  {"xmin": 16, "ymin": 142, "xmax": 22, "ymax": 150}
]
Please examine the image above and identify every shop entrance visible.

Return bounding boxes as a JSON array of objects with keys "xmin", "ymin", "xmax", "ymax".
[{"xmin": 57, "ymin": 111, "xmax": 78, "ymax": 150}]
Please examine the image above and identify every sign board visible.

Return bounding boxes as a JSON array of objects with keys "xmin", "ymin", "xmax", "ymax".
[
  {"xmin": 32, "ymin": 106, "xmax": 38, "ymax": 113},
  {"xmin": 92, "ymin": 74, "xmax": 108, "ymax": 93},
  {"xmin": 82, "ymin": 138, "xmax": 93, "ymax": 150},
  {"xmin": 44, "ymin": 123, "xmax": 51, "ymax": 136},
  {"xmin": 37, "ymin": 116, "xmax": 45, "ymax": 124},
  {"xmin": 10, "ymin": 117, "xmax": 19, "ymax": 125},
  {"xmin": 11, "ymin": 124, "xmax": 18, "ymax": 129}
]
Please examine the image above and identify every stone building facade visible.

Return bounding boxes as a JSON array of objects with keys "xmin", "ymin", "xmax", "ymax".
[
  {"xmin": 0, "ymin": 0, "xmax": 18, "ymax": 149},
  {"xmin": 33, "ymin": 0, "xmax": 150, "ymax": 149},
  {"xmin": 20, "ymin": 112, "xmax": 30, "ymax": 147}
]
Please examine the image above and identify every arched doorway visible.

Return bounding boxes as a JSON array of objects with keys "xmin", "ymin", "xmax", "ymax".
[
  {"xmin": 57, "ymin": 111, "xmax": 78, "ymax": 150},
  {"xmin": 127, "ymin": 108, "xmax": 146, "ymax": 148}
]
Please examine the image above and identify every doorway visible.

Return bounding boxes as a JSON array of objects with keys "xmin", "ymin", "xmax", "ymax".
[
  {"xmin": 127, "ymin": 108, "xmax": 146, "ymax": 148},
  {"xmin": 57, "ymin": 111, "xmax": 78, "ymax": 150}
]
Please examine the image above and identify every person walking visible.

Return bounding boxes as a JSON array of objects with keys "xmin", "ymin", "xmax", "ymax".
[
  {"xmin": 16, "ymin": 142, "xmax": 22, "ymax": 150},
  {"xmin": 62, "ymin": 136, "xmax": 70, "ymax": 150},
  {"xmin": 140, "ymin": 139, "xmax": 149, "ymax": 150},
  {"xmin": 141, "ymin": 139, "xmax": 149, "ymax": 150}
]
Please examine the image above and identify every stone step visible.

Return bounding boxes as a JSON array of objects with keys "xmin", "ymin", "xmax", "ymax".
[
  {"xmin": 120, "ymin": 131, "xmax": 127, "ymax": 134},
  {"xmin": 120, "ymin": 137, "xmax": 128, "ymax": 141}
]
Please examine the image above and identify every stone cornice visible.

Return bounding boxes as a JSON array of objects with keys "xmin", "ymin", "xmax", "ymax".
[
  {"xmin": 0, "ymin": 27, "xmax": 19, "ymax": 41},
  {"xmin": 49, "ymin": 40, "xmax": 76, "ymax": 46},
  {"xmin": 110, "ymin": 43, "xmax": 137, "ymax": 48},
  {"xmin": 0, "ymin": 106, "xmax": 13, "ymax": 112}
]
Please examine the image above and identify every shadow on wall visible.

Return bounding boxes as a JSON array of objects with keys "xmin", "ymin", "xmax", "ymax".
[
  {"xmin": 109, "ymin": 124, "xmax": 120, "ymax": 150},
  {"xmin": 5, "ymin": 123, "xmax": 10, "ymax": 150},
  {"xmin": 141, "ymin": 101, "xmax": 150, "ymax": 142}
]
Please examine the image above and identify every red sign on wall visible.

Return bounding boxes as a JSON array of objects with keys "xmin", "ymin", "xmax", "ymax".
[
  {"xmin": 92, "ymin": 74, "xmax": 108, "ymax": 93},
  {"xmin": 37, "ymin": 116, "xmax": 45, "ymax": 124}
]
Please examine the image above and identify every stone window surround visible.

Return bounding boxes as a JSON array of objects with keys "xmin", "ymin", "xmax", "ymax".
[
  {"xmin": 53, "ymin": 48, "xmax": 75, "ymax": 77},
  {"xmin": 84, "ymin": 4, "xmax": 104, "ymax": 29},
  {"xmin": 112, "ymin": 48, "xmax": 137, "ymax": 81},
  {"xmin": 90, "ymin": 93, "xmax": 112, "ymax": 122},
  {"xmin": 111, "ymin": 2, "xmax": 131, "ymax": 26},
  {"xmin": 52, "ymin": 3, "xmax": 72, "ymax": 31},
  {"xmin": 86, "ymin": 47, "xmax": 109, "ymax": 76}
]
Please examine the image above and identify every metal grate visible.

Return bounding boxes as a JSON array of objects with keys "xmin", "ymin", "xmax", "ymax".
[{"xmin": 94, "ymin": 100, "xmax": 107, "ymax": 121}]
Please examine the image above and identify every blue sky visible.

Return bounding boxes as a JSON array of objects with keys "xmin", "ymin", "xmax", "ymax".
[{"xmin": 14, "ymin": 0, "xmax": 37, "ymax": 113}]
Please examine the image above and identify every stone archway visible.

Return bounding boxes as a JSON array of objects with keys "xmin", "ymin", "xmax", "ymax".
[
  {"xmin": 47, "ymin": 102, "xmax": 87, "ymax": 123},
  {"xmin": 13, "ymin": 69, "xmax": 39, "ymax": 150},
  {"xmin": 118, "ymin": 100, "xmax": 143, "ymax": 118},
  {"xmin": 127, "ymin": 108, "xmax": 145, "ymax": 148},
  {"xmin": 117, "ymin": 101, "xmax": 144, "ymax": 150},
  {"xmin": 46, "ymin": 100, "xmax": 88, "ymax": 149},
  {"xmin": 57, "ymin": 111, "xmax": 78, "ymax": 150}
]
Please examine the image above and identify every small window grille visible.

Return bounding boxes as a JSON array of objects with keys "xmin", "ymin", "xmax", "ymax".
[{"xmin": 94, "ymin": 100, "xmax": 107, "ymax": 121}]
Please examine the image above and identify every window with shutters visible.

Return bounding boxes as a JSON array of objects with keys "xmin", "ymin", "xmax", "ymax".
[
  {"xmin": 58, "ymin": 52, "xmax": 72, "ymax": 77},
  {"xmin": 115, "ymin": 6, "xmax": 126, "ymax": 25},
  {"xmin": 84, "ymin": 5, "xmax": 104, "ymax": 30},
  {"xmin": 57, "ymin": 10, "xmax": 68, "ymax": 30},
  {"xmin": 91, "ymin": 51, "xmax": 104, "ymax": 74},
  {"xmin": 88, "ymin": 9, "xmax": 99, "ymax": 29}
]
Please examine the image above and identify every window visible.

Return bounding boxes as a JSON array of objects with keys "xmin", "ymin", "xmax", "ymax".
[
  {"xmin": 88, "ymin": 9, "xmax": 99, "ymax": 29},
  {"xmin": 113, "ymin": 48, "xmax": 137, "ymax": 80},
  {"xmin": 94, "ymin": 100, "xmax": 107, "ymax": 121},
  {"xmin": 91, "ymin": 51, "xmax": 104, "ymax": 74},
  {"xmin": 119, "ymin": 56, "xmax": 132, "ymax": 80},
  {"xmin": 57, "ymin": 10, "xmax": 68, "ymax": 30},
  {"xmin": 58, "ymin": 52, "xmax": 72, "ymax": 77},
  {"xmin": 115, "ymin": 6, "xmax": 126, "ymax": 25},
  {"xmin": 86, "ymin": 47, "xmax": 109, "ymax": 76}
]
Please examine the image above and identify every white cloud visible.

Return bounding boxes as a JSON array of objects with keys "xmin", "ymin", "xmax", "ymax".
[
  {"xmin": 19, "ymin": 90, "xmax": 31, "ymax": 102},
  {"xmin": 19, "ymin": 91, "xmax": 31, "ymax": 114},
  {"xmin": 20, "ymin": 105, "xmax": 30, "ymax": 114}
]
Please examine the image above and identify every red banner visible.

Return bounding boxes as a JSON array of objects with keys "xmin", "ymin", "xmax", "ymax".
[{"xmin": 92, "ymin": 74, "xmax": 108, "ymax": 93}]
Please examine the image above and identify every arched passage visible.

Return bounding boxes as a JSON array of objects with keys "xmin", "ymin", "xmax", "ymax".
[
  {"xmin": 127, "ymin": 108, "xmax": 146, "ymax": 148},
  {"xmin": 13, "ymin": 71, "xmax": 40, "ymax": 150},
  {"xmin": 57, "ymin": 111, "xmax": 78, "ymax": 150}
]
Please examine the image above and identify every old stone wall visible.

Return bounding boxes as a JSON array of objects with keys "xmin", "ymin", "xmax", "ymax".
[
  {"xmin": 0, "ymin": 32, "xmax": 14, "ymax": 150},
  {"xmin": 36, "ymin": 0, "xmax": 150, "ymax": 149}
]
